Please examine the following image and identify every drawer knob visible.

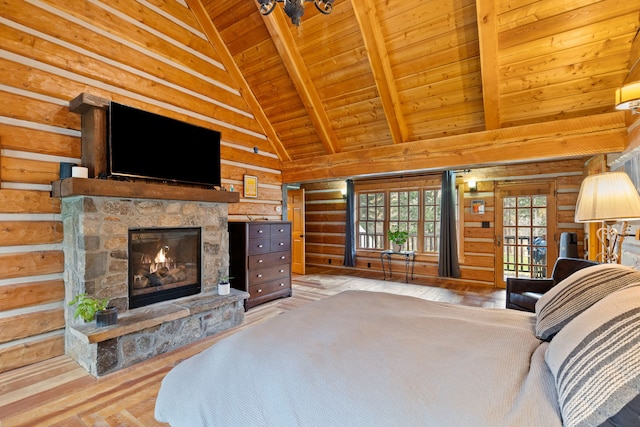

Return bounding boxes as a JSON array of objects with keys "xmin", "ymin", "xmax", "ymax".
[
  {"xmin": 279, "ymin": 242, "xmax": 284, "ymax": 246},
  {"xmin": 258, "ymin": 230, "xmax": 263, "ymax": 233},
  {"xmin": 279, "ymin": 283, "xmax": 285, "ymax": 287},
  {"xmin": 279, "ymin": 269, "xmax": 284, "ymax": 273},
  {"xmin": 257, "ymin": 289, "xmax": 262, "ymax": 293},
  {"xmin": 258, "ymin": 259, "xmax": 263, "ymax": 263},
  {"xmin": 281, "ymin": 256, "xmax": 285, "ymax": 260},
  {"xmin": 258, "ymin": 244, "xmax": 263, "ymax": 248},
  {"xmin": 257, "ymin": 274, "xmax": 263, "ymax": 278},
  {"xmin": 279, "ymin": 229, "xmax": 284, "ymax": 232}
]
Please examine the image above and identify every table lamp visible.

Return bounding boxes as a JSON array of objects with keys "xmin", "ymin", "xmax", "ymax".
[{"xmin": 574, "ymin": 171, "xmax": 640, "ymax": 263}]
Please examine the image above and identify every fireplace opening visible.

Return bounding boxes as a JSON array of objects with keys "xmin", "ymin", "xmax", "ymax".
[{"xmin": 128, "ymin": 227, "xmax": 201, "ymax": 309}]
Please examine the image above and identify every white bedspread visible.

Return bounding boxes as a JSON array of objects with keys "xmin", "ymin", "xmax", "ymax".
[{"xmin": 155, "ymin": 290, "xmax": 561, "ymax": 426}]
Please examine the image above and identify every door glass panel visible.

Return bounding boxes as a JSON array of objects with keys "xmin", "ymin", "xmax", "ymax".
[{"xmin": 502, "ymin": 195, "xmax": 548, "ymax": 280}]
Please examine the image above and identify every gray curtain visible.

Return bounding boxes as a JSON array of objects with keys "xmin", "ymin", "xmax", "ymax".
[
  {"xmin": 344, "ymin": 179, "xmax": 356, "ymax": 267},
  {"xmin": 438, "ymin": 171, "xmax": 461, "ymax": 277}
]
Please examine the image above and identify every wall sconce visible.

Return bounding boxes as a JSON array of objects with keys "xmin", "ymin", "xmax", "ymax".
[
  {"xmin": 615, "ymin": 82, "xmax": 640, "ymax": 114},
  {"xmin": 575, "ymin": 171, "xmax": 640, "ymax": 263},
  {"xmin": 468, "ymin": 180, "xmax": 477, "ymax": 192}
]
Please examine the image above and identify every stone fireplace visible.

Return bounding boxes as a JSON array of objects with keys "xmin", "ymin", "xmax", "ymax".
[{"xmin": 55, "ymin": 178, "xmax": 247, "ymax": 377}]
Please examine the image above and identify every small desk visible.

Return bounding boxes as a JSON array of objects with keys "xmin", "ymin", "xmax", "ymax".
[{"xmin": 380, "ymin": 250, "xmax": 416, "ymax": 283}]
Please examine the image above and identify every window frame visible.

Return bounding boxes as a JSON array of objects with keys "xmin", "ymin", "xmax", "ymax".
[{"xmin": 354, "ymin": 178, "xmax": 461, "ymax": 256}]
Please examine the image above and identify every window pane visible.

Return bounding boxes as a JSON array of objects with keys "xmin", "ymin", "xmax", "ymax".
[
  {"xmin": 389, "ymin": 190, "xmax": 419, "ymax": 251},
  {"xmin": 518, "ymin": 196, "xmax": 531, "ymax": 207},
  {"xmin": 357, "ymin": 192, "xmax": 385, "ymax": 249},
  {"xmin": 533, "ymin": 196, "xmax": 547, "ymax": 207},
  {"xmin": 423, "ymin": 189, "xmax": 441, "ymax": 253},
  {"xmin": 532, "ymin": 208, "xmax": 547, "ymax": 226}
]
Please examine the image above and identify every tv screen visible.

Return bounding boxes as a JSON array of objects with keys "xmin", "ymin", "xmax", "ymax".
[{"xmin": 108, "ymin": 102, "xmax": 221, "ymax": 187}]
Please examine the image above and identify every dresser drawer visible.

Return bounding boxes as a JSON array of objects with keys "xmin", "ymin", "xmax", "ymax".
[
  {"xmin": 249, "ymin": 276, "xmax": 291, "ymax": 298},
  {"xmin": 248, "ymin": 223, "xmax": 270, "ymax": 239},
  {"xmin": 270, "ymin": 236, "xmax": 291, "ymax": 252},
  {"xmin": 271, "ymin": 223, "xmax": 291, "ymax": 237},
  {"xmin": 248, "ymin": 264, "xmax": 290, "ymax": 285},
  {"xmin": 247, "ymin": 238, "xmax": 271, "ymax": 255},
  {"xmin": 248, "ymin": 251, "xmax": 290, "ymax": 269}
]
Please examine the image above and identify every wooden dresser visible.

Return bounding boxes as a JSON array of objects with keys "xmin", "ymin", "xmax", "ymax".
[{"xmin": 228, "ymin": 221, "xmax": 292, "ymax": 310}]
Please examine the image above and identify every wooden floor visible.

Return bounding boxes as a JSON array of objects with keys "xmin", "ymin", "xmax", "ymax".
[{"xmin": 0, "ymin": 269, "xmax": 505, "ymax": 426}]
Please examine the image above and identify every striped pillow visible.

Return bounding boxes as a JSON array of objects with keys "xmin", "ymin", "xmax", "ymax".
[
  {"xmin": 545, "ymin": 283, "xmax": 640, "ymax": 427},
  {"xmin": 535, "ymin": 264, "xmax": 640, "ymax": 340}
]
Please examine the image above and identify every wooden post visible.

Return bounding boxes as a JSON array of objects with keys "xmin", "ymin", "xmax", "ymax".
[{"xmin": 69, "ymin": 93, "xmax": 110, "ymax": 179}]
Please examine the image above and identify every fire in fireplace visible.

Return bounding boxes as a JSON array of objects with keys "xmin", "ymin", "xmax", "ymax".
[{"xmin": 128, "ymin": 227, "xmax": 201, "ymax": 308}]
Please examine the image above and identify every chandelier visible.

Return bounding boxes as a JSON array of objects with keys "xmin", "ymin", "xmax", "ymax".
[{"xmin": 257, "ymin": 0, "xmax": 334, "ymax": 26}]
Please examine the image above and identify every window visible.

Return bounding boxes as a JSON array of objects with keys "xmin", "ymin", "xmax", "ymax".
[
  {"xmin": 389, "ymin": 190, "xmax": 420, "ymax": 251},
  {"xmin": 358, "ymin": 192, "xmax": 385, "ymax": 249},
  {"xmin": 356, "ymin": 184, "xmax": 457, "ymax": 254},
  {"xmin": 423, "ymin": 189, "xmax": 441, "ymax": 252}
]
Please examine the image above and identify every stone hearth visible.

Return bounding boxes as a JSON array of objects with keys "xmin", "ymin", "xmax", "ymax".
[{"xmin": 58, "ymin": 183, "xmax": 246, "ymax": 377}]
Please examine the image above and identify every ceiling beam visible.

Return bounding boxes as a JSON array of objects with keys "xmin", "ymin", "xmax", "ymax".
[
  {"xmin": 626, "ymin": 29, "xmax": 640, "ymax": 82},
  {"xmin": 186, "ymin": 0, "xmax": 291, "ymax": 161},
  {"xmin": 282, "ymin": 113, "xmax": 627, "ymax": 182},
  {"xmin": 476, "ymin": 0, "xmax": 501, "ymax": 130},
  {"xmin": 259, "ymin": 4, "xmax": 339, "ymax": 155},
  {"xmin": 352, "ymin": 0, "xmax": 408, "ymax": 145}
]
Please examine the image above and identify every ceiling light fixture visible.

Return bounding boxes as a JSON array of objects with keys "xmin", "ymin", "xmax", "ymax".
[
  {"xmin": 257, "ymin": 0, "xmax": 334, "ymax": 26},
  {"xmin": 615, "ymin": 81, "xmax": 640, "ymax": 114}
]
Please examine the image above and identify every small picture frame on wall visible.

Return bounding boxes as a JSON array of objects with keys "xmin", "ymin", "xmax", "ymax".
[
  {"xmin": 244, "ymin": 175, "xmax": 258, "ymax": 198},
  {"xmin": 471, "ymin": 200, "xmax": 485, "ymax": 215}
]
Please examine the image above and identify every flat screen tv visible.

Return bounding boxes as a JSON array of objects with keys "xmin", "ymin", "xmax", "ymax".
[{"xmin": 108, "ymin": 102, "xmax": 221, "ymax": 187}]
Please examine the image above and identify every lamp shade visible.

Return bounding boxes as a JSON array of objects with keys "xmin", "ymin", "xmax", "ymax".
[
  {"xmin": 575, "ymin": 172, "xmax": 640, "ymax": 222},
  {"xmin": 615, "ymin": 82, "xmax": 640, "ymax": 111}
]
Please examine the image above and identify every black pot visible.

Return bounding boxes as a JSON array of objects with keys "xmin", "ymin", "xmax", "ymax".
[{"xmin": 96, "ymin": 306, "xmax": 118, "ymax": 327}]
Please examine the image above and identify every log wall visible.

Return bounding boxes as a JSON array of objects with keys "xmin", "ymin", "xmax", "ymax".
[
  {"xmin": 0, "ymin": 0, "xmax": 281, "ymax": 373},
  {"xmin": 303, "ymin": 159, "xmax": 587, "ymax": 287}
]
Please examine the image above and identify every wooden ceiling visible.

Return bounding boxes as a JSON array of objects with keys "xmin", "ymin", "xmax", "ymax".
[{"xmin": 192, "ymin": 0, "xmax": 639, "ymax": 180}]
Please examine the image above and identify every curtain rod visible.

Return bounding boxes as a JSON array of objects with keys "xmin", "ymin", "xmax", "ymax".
[{"xmin": 352, "ymin": 169, "xmax": 470, "ymax": 182}]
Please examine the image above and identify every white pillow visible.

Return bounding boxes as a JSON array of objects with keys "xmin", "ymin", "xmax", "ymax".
[
  {"xmin": 545, "ymin": 283, "xmax": 640, "ymax": 427},
  {"xmin": 535, "ymin": 263, "xmax": 640, "ymax": 340}
]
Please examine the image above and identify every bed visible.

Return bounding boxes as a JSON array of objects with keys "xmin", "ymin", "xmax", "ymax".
[{"xmin": 155, "ymin": 264, "xmax": 640, "ymax": 426}]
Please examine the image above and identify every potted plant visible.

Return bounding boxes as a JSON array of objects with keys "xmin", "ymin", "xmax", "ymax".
[
  {"xmin": 68, "ymin": 293, "xmax": 117, "ymax": 327},
  {"xmin": 388, "ymin": 227, "xmax": 409, "ymax": 252},
  {"xmin": 218, "ymin": 275, "xmax": 233, "ymax": 295}
]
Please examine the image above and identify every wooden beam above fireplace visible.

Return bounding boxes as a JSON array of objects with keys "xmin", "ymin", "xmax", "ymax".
[{"xmin": 51, "ymin": 178, "xmax": 239, "ymax": 203}]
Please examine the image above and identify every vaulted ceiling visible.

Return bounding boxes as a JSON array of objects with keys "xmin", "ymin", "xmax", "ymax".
[{"xmin": 190, "ymin": 0, "xmax": 639, "ymax": 181}]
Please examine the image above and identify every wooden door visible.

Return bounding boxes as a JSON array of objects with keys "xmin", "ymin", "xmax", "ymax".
[
  {"xmin": 287, "ymin": 188, "xmax": 306, "ymax": 274},
  {"xmin": 495, "ymin": 182, "xmax": 557, "ymax": 288}
]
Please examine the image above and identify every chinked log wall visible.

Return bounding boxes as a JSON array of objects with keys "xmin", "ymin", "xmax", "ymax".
[
  {"xmin": 303, "ymin": 159, "xmax": 587, "ymax": 286},
  {"xmin": 0, "ymin": 0, "xmax": 283, "ymax": 374}
]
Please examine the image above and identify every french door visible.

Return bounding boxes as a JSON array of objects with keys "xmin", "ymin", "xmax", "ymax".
[{"xmin": 495, "ymin": 182, "xmax": 557, "ymax": 288}]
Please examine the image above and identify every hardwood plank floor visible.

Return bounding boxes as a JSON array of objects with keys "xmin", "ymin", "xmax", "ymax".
[{"xmin": 0, "ymin": 269, "xmax": 505, "ymax": 426}]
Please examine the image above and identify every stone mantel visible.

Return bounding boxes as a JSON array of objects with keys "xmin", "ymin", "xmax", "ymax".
[{"xmin": 51, "ymin": 178, "xmax": 239, "ymax": 203}]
